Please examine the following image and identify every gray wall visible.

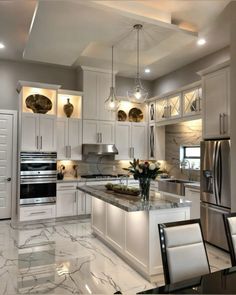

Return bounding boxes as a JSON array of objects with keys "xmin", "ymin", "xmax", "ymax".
[
  {"xmin": 152, "ymin": 46, "xmax": 230, "ymax": 97},
  {"xmin": 116, "ymin": 75, "xmax": 153, "ymax": 98},
  {"xmin": 0, "ymin": 59, "xmax": 77, "ymax": 110}
]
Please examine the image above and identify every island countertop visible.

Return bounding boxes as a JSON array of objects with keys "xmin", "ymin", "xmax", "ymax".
[{"xmin": 78, "ymin": 185, "xmax": 191, "ymax": 212}]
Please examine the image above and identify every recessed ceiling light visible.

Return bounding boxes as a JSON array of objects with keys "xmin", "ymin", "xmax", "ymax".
[
  {"xmin": 0, "ymin": 43, "xmax": 5, "ymax": 49},
  {"xmin": 145, "ymin": 68, "xmax": 150, "ymax": 73},
  {"xmin": 197, "ymin": 38, "xmax": 206, "ymax": 46}
]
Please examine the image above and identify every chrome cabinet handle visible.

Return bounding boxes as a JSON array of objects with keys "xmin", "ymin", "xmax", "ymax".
[
  {"xmin": 65, "ymin": 146, "xmax": 68, "ymax": 158},
  {"xmin": 40, "ymin": 136, "xmax": 43, "ymax": 150},
  {"xmin": 69, "ymin": 145, "xmax": 71, "ymax": 158},
  {"xmin": 36, "ymin": 136, "xmax": 39, "ymax": 150},
  {"xmin": 219, "ymin": 114, "xmax": 222, "ymax": 134},
  {"xmin": 30, "ymin": 211, "xmax": 46, "ymax": 215},
  {"xmin": 97, "ymin": 133, "xmax": 99, "ymax": 143},
  {"xmin": 74, "ymin": 192, "xmax": 77, "ymax": 203},
  {"xmin": 222, "ymin": 113, "xmax": 227, "ymax": 134},
  {"xmin": 100, "ymin": 133, "xmax": 102, "ymax": 143}
]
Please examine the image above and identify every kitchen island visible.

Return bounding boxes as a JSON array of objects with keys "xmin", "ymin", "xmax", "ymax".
[{"xmin": 78, "ymin": 185, "xmax": 191, "ymax": 281}]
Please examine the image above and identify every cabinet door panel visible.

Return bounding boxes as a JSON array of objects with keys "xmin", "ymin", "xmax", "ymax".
[
  {"xmin": 115, "ymin": 123, "xmax": 131, "ymax": 160},
  {"xmin": 85, "ymin": 194, "xmax": 92, "ymax": 214},
  {"xmin": 83, "ymin": 120, "xmax": 99, "ymax": 144},
  {"xmin": 203, "ymin": 68, "xmax": 229, "ymax": 138},
  {"xmin": 99, "ymin": 121, "xmax": 115, "ymax": 144},
  {"xmin": 97, "ymin": 73, "xmax": 115, "ymax": 121},
  {"xmin": 83, "ymin": 71, "xmax": 98, "ymax": 120},
  {"xmin": 69, "ymin": 119, "xmax": 82, "ymax": 159},
  {"xmin": 131, "ymin": 123, "xmax": 147, "ymax": 160},
  {"xmin": 56, "ymin": 118, "xmax": 68, "ymax": 159},
  {"xmin": 77, "ymin": 190, "xmax": 86, "ymax": 215},
  {"xmin": 56, "ymin": 190, "xmax": 77, "ymax": 217},
  {"xmin": 21, "ymin": 114, "xmax": 39, "ymax": 151},
  {"xmin": 39, "ymin": 115, "xmax": 57, "ymax": 152}
]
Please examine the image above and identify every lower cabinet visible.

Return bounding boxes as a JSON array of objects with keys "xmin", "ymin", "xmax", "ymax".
[
  {"xmin": 56, "ymin": 182, "xmax": 91, "ymax": 218},
  {"xmin": 185, "ymin": 187, "xmax": 200, "ymax": 219},
  {"xmin": 20, "ymin": 204, "xmax": 56, "ymax": 221},
  {"xmin": 56, "ymin": 190, "xmax": 78, "ymax": 217}
]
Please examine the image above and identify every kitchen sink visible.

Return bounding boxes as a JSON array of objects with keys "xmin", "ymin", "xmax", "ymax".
[{"xmin": 158, "ymin": 179, "xmax": 194, "ymax": 196}]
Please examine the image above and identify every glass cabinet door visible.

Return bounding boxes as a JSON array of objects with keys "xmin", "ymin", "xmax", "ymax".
[
  {"xmin": 149, "ymin": 124, "xmax": 155, "ymax": 159},
  {"xmin": 156, "ymin": 98, "xmax": 168, "ymax": 121},
  {"xmin": 149, "ymin": 102, "xmax": 155, "ymax": 122},
  {"xmin": 168, "ymin": 94, "xmax": 181, "ymax": 119},
  {"xmin": 183, "ymin": 87, "xmax": 202, "ymax": 116}
]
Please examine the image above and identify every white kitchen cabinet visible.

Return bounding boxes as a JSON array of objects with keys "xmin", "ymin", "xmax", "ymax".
[
  {"xmin": 115, "ymin": 122, "xmax": 147, "ymax": 160},
  {"xmin": 56, "ymin": 182, "xmax": 90, "ymax": 218},
  {"xmin": 201, "ymin": 64, "xmax": 230, "ymax": 139},
  {"xmin": 83, "ymin": 70, "xmax": 115, "ymax": 121},
  {"xmin": 115, "ymin": 122, "xmax": 132, "ymax": 160},
  {"xmin": 20, "ymin": 204, "xmax": 56, "ymax": 221},
  {"xmin": 83, "ymin": 120, "xmax": 115, "ymax": 144},
  {"xmin": 131, "ymin": 122, "xmax": 147, "ymax": 160},
  {"xmin": 21, "ymin": 113, "xmax": 56, "ymax": 152},
  {"xmin": 184, "ymin": 187, "xmax": 200, "ymax": 219},
  {"xmin": 57, "ymin": 118, "xmax": 82, "ymax": 159},
  {"xmin": 56, "ymin": 190, "xmax": 77, "ymax": 217}
]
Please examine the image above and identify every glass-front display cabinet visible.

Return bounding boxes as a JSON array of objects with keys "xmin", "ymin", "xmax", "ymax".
[
  {"xmin": 183, "ymin": 87, "xmax": 202, "ymax": 117},
  {"xmin": 156, "ymin": 94, "xmax": 181, "ymax": 122}
]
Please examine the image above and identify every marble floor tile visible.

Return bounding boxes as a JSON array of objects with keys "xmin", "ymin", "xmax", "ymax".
[{"xmin": 0, "ymin": 219, "xmax": 231, "ymax": 295}]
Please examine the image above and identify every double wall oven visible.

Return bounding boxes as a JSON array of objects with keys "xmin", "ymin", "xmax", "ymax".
[{"xmin": 20, "ymin": 152, "xmax": 57, "ymax": 205}]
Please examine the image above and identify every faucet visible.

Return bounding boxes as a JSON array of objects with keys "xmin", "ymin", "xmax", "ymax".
[
  {"xmin": 180, "ymin": 160, "xmax": 192, "ymax": 181},
  {"xmin": 119, "ymin": 175, "xmax": 129, "ymax": 186}
]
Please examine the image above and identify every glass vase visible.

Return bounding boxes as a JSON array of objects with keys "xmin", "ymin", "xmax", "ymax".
[{"xmin": 139, "ymin": 177, "xmax": 151, "ymax": 201}]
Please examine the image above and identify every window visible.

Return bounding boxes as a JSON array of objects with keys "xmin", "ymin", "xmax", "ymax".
[{"xmin": 180, "ymin": 145, "xmax": 200, "ymax": 170}]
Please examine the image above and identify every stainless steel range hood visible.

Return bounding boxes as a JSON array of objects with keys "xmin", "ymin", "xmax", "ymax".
[{"xmin": 82, "ymin": 144, "xmax": 118, "ymax": 156}]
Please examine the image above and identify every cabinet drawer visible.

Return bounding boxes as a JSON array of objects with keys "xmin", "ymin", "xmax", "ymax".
[
  {"xmin": 57, "ymin": 182, "xmax": 78, "ymax": 191},
  {"xmin": 20, "ymin": 205, "xmax": 56, "ymax": 221}
]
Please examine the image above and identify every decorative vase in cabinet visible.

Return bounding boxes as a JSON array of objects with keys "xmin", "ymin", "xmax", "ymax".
[{"xmin": 63, "ymin": 98, "xmax": 74, "ymax": 118}]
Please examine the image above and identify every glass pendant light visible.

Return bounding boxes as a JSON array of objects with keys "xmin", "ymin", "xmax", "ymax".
[
  {"xmin": 104, "ymin": 46, "xmax": 120, "ymax": 111},
  {"xmin": 127, "ymin": 24, "xmax": 148, "ymax": 103}
]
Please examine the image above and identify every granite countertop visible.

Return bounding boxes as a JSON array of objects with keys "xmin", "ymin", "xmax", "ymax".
[
  {"xmin": 57, "ymin": 176, "xmax": 125, "ymax": 183},
  {"xmin": 78, "ymin": 185, "xmax": 191, "ymax": 212}
]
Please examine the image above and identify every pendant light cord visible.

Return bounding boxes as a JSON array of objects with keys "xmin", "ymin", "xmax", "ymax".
[
  {"xmin": 137, "ymin": 25, "xmax": 140, "ymax": 80},
  {"xmin": 111, "ymin": 45, "xmax": 114, "ymax": 88}
]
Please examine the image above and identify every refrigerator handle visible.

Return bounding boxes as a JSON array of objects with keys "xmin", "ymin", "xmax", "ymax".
[
  {"xmin": 213, "ymin": 142, "xmax": 220, "ymax": 205},
  {"xmin": 218, "ymin": 142, "xmax": 222, "ymax": 205}
]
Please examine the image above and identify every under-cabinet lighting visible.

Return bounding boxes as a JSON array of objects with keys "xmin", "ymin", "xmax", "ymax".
[
  {"xmin": 145, "ymin": 68, "xmax": 150, "ymax": 73},
  {"xmin": 0, "ymin": 43, "xmax": 5, "ymax": 49}
]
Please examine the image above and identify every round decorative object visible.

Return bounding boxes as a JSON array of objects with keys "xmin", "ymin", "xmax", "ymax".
[
  {"xmin": 63, "ymin": 98, "xmax": 74, "ymax": 118},
  {"xmin": 117, "ymin": 110, "xmax": 127, "ymax": 121},
  {"xmin": 25, "ymin": 94, "xmax": 52, "ymax": 114},
  {"xmin": 128, "ymin": 107, "xmax": 143, "ymax": 122}
]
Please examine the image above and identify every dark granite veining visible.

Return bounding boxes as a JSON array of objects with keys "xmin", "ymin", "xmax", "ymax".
[{"xmin": 78, "ymin": 185, "xmax": 191, "ymax": 212}]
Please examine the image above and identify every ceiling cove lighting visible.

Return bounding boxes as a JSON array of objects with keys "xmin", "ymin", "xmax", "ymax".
[
  {"xmin": 104, "ymin": 45, "xmax": 120, "ymax": 112},
  {"xmin": 0, "ymin": 43, "xmax": 5, "ymax": 49},
  {"xmin": 127, "ymin": 24, "xmax": 148, "ymax": 103},
  {"xmin": 145, "ymin": 68, "xmax": 150, "ymax": 73},
  {"xmin": 197, "ymin": 38, "xmax": 206, "ymax": 46}
]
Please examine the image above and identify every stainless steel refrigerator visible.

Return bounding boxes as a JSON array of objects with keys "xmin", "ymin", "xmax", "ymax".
[{"xmin": 200, "ymin": 139, "xmax": 230, "ymax": 250}]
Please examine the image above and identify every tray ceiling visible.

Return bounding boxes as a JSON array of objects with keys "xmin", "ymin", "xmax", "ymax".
[{"xmin": 0, "ymin": 0, "xmax": 231, "ymax": 80}]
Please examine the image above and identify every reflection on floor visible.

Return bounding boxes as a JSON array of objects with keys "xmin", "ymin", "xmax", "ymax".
[{"xmin": 0, "ymin": 219, "xmax": 231, "ymax": 294}]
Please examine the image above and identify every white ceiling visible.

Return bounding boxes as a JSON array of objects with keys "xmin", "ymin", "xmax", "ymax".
[{"xmin": 0, "ymin": 0, "xmax": 231, "ymax": 80}]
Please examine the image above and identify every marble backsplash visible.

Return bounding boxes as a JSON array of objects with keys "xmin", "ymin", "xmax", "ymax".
[
  {"xmin": 57, "ymin": 156, "xmax": 131, "ymax": 178},
  {"xmin": 164, "ymin": 119, "xmax": 202, "ymax": 181}
]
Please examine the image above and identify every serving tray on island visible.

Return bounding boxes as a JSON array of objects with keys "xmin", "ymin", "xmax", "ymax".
[{"xmin": 105, "ymin": 183, "xmax": 140, "ymax": 196}]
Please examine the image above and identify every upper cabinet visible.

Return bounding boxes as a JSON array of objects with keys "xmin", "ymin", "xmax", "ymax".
[
  {"xmin": 198, "ymin": 62, "xmax": 230, "ymax": 139},
  {"xmin": 183, "ymin": 87, "xmax": 202, "ymax": 117},
  {"xmin": 57, "ymin": 90, "xmax": 83, "ymax": 159},
  {"xmin": 83, "ymin": 69, "xmax": 115, "ymax": 121},
  {"xmin": 83, "ymin": 120, "xmax": 115, "ymax": 144},
  {"xmin": 18, "ymin": 82, "xmax": 60, "ymax": 152},
  {"xmin": 156, "ymin": 94, "xmax": 181, "ymax": 122}
]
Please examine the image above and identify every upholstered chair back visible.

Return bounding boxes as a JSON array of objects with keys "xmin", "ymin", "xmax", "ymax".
[
  {"xmin": 223, "ymin": 213, "xmax": 236, "ymax": 266},
  {"xmin": 159, "ymin": 219, "xmax": 210, "ymax": 284}
]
